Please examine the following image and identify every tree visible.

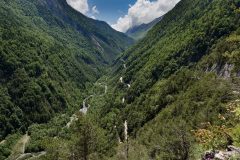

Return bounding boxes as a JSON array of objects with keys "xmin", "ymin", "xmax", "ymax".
[
  {"xmin": 149, "ymin": 120, "xmax": 193, "ymax": 160},
  {"xmin": 42, "ymin": 137, "xmax": 69, "ymax": 160},
  {"xmin": 70, "ymin": 115, "xmax": 108, "ymax": 160}
]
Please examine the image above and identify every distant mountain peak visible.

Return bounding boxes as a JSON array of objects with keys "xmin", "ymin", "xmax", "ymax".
[{"xmin": 126, "ymin": 17, "xmax": 163, "ymax": 40}]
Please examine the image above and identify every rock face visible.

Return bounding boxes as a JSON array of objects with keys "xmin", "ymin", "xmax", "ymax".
[
  {"xmin": 219, "ymin": 64, "xmax": 234, "ymax": 79},
  {"xmin": 206, "ymin": 63, "xmax": 235, "ymax": 79},
  {"xmin": 202, "ymin": 146, "xmax": 240, "ymax": 160}
]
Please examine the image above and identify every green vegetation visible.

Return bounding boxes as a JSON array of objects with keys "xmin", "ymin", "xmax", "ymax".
[
  {"xmin": 82, "ymin": 0, "xmax": 240, "ymax": 159},
  {"xmin": 0, "ymin": 134, "xmax": 21, "ymax": 160},
  {"xmin": 126, "ymin": 17, "xmax": 162, "ymax": 41},
  {"xmin": 0, "ymin": 0, "xmax": 132, "ymax": 141},
  {"xmin": 1, "ymin": 0, "xmax": 240, "ymax": 159}
]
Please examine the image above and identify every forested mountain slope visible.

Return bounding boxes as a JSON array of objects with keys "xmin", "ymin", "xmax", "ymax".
[
  {"xmin": 87, "ymin": 0, "xmax": 240, "ymax": 159},
  {"xmin": 112, "ymin": 0, "xmax": 240, "ymax": 128},
  {"xmin": 0, "ymin": 0, "xmax": 133, "ymax": 140},
  {"xmin": 1, "ymin": 0, "xmax": 240, "ymax": 159}
]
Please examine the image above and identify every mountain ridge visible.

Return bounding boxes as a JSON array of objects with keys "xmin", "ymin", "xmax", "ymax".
[
  {"xmin": 0, "ymin": 0, "xmax": 133, "ymax": 141},
  {"xmin": 88, "ymin": 0, "xmax": 240, "ymax": 159},
  {"xmin": 126, "ymin": 16, "xmax": 163, "ymax": 40},
  {"xmin": 1, "ymin": 0, "xmax": 240, "ymax": 159}
]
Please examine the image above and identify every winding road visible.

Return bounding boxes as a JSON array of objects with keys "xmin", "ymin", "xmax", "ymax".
[
  {"xmin": 7, "ymin": 134, "xmax": 29, "ymax": 160},
  {"xmin": 10, "ymin": 134, "xmax": 29, "ymax": 159},
  {"xmin": 20, "ymin": 134, "xmax": 29, "ymax": 154},
  {"xmin": 66, "ymin": 114, "xmax": 78, "ymax": 128},
  {"xmin": 67, "ymin": 59, "xmax": 130, "ymax": 141},
  {"xmin": 7, "ymin": 133, "xmax": 46, "ymax": 160},
  {"xmin": 80, "ymin": 95, "xmax": 94, "ymax": 114},
  {"xmin": 66, "ymin": 82, "xmax": 108, "ymax": 128},
  {"xmin": 80, "ymin": 82, "xmax": 108, "ymax": 114},
  {"xmin": 7, "ymin": 62, "xmax": 127, "ymax": 159},
  {"xmin": 120, "ymin": 62, "xmax": 131, "ymax": 104},
  {"xmin": 0, "ymin": 140, "xmax": 5, "ymax": 145}
]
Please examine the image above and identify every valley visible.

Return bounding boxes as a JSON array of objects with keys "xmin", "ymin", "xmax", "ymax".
[{"xmin": 1, "ymin": 0, "xmax": 240, "ymax": 160}]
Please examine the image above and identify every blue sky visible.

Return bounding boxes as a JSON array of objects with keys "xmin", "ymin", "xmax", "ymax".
[
  {"xmin": 66, "ymin": 0, "xmax": 180, "ymax": 32},
  {"xmin": 88, "ymin": 0, "xmax": 136, "ymax": 24}
]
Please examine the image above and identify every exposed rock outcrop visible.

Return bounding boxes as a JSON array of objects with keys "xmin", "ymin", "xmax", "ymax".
[
  {"xmin": 202, "ymin": 146, "xmax": 240, "ymax": 160},
  {"xmin": 218, "ymin": 64, "xmax": 234, "ymax": 79},
  {"xmin": 206, "ymin": 63, "xmax": 235, "ymax": 79}
]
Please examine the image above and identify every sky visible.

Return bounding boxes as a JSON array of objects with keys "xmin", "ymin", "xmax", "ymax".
[{"xmin": 66, "ymin": 0, "xmax": 180, "ymax": 32}]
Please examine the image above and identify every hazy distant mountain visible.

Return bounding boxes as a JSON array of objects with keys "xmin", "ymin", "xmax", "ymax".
[{"xmin": 126, "ymin": 17, "xmax": 162, "ymax": 40}]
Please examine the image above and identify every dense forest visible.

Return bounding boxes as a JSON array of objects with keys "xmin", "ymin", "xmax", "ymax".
[
  {"xmin": 0, "ymin": 0, "xmax": 133, "ymax": 144},
  {"xmin": 88, "ymin": 0, "xmax": 240, "ymax": 159},
  {"xmin": 1, "ymin": 0, "xmax": 240, "ymax": 159}
]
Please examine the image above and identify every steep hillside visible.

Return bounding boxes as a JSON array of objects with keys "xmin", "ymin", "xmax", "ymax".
[
  {"xmin": 126, "ymin": 17, "xmax": 162, "ymax": 40},
  {"xmin": 35, "ymin": 0, "xmax": 133, "ymax": 61},
  {"xmin": 0, "ymin": 0, "xmax": 133, "ymax": 140},
  {"xmin": 86, "ymin": 0, "xmax": 240, "ymax": 159},
  {"xmin": 1, "ymin": 0, "xmax": 240, "ymax": 159}
]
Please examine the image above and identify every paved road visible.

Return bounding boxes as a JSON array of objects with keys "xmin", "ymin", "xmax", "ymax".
[
  {"xmin": 7, "ymin": 134, "xmax": 30, "ymax": 160},
  {"xmin": 120, "ymin": 61, "xmax": 131, "ymax": 104},
  {"xmin": 66, "ymin": 82, "xmax": 108, "ymax": 127},
  {"xmin": 80, "ymin": 95, "xmax": 94, "ymax": 114},
  {"xmin": 0, "ymin": 140, "xmax": 5, "ymax": 145}
]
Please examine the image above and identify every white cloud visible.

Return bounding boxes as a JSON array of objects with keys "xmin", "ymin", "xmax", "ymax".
[
  {"xmin": 90, "ymin": 15, "xmax": 96, "ymax": 19},
  {"xmin": 92, "ymin": 5, "xmax": 99, "ymax": 14},
  {"xmin": 66, "ymin": 0, "xmax": 100, "ymax": 20},
  {"xmin": 66, "ymin": 0, "xmax": 89, "ymax": 14},
  {"xmin": 111, "ymin": 0, "xmax": 181, "ymax": 32}
]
